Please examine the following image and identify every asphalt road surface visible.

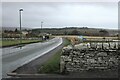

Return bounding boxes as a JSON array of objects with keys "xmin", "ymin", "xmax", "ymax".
[
  {"xmin": 2, "ymin": 37, "xmax": 62, "ymax": 78},
  {"xmin": 12, "ymin": 38, "xmax": 65, "ymax": 75}
]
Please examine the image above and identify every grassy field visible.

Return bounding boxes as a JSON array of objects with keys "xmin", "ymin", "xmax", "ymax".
[
  {"xmin": 53, "ymin": 35, "xmax": 118, "ymax": 39},
  {"xmin": 0, "ymin": 39, "xmax": 42, "ymax": 47},
  {"xmin": 38, "ymin": 38, "xmax": 71, "ymax": 74}
]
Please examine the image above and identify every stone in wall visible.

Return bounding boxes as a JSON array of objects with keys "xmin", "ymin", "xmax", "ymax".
[{"xmin": 60, "ymin": 42, "xmax": 119, "ymax": 73}]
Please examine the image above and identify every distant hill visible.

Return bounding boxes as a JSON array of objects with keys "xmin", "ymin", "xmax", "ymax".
[
  {"xmin": 2, "ymin": 27, "xmax": 32, "ymax": 31},
  {"xmin": 31, "ymin": 27, "xmax": 118, "ymax": 36},
  {"xmin": 2, "ymin": 27, "xmax": 118, "ymax": 36}
]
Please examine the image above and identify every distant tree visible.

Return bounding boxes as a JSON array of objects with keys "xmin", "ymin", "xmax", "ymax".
[
  {"xmin": 71, "ymin": 29, "xmax": 79, "ymax": 35},
  {"xmin": 64, "ymin": 30, "xmax": 67, "ymax": 35},
  {"xmin": 64, "ymin": 27, "xmax": 68, "ymax": 35},
  {"xmin": 99, "ymin": 29, "xmax": 109, "ymax": 36},
  {"xmin": 8, "ymin": 30, "xmax": 14, "ymax": 33},
  {"xmin": 15, "ymin": 28, "xmax": 18, "ymax": 32},
  {"xmin": 24, "ymin": 29, "xmax": 28, "ymax": 31},
  {"xmin": 4, "ymin": 30, "xmax": 8, "ymax": 33}
]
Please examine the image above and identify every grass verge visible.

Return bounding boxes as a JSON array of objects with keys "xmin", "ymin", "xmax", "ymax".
[
  {"xmin": 38, "ymin": 38, "xmax": 71, "ymax": 74},
  {"xmin": 0, "ymin": 40, "xmax": 42, "ymax": 47}
]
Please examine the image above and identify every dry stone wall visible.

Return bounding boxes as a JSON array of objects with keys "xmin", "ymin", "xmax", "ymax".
[{"xmin": 60, "ymin": 42, "xmax": 119, "ymax": 73}]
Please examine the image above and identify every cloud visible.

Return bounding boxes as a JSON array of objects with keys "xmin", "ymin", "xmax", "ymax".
[{"xmin": 2, "ymin": 2, "xmax": 118, "ymax": 29}]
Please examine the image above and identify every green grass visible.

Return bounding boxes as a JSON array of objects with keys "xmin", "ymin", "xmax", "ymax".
[
  {"xmin": 0, "ymin": 39, "xmax": 42, "ymax": 47},
  {"xmin": 38, "ymin": 38, "xmax": 71, "ymax": 74},
  {"xmin": 38, "ymin": 50, "xmax": 61, "ymax": 74},
  {"xmin": 63, "ymin": 38, "xmax": 71, "ymax": 47}
]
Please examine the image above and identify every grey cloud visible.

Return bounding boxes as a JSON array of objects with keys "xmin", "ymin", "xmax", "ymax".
[{"xmin": 2, "ymin": 2, "xmax": 118, "ymax": 29}]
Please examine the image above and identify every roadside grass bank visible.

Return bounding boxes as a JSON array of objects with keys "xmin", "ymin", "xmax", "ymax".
[
  {"xmin": 0, "ymin": 40, "xmax": 42, "ymax": 47},
  {"xmin": 38, "ymin": 38, "xmax": 71, "ymax": 74}
]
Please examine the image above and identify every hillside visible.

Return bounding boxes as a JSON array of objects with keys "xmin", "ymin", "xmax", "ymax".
[
  {"xmin": 31, "ymin": 27, "xmax": 118, "ymax": 36},
  {"xmin": 2, "ymin": 27, "xmax": 118, "ymax": 36}
]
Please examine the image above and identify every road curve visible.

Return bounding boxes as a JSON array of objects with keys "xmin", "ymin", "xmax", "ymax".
[{"xmin": 2, "ymin": 37, "xmax": 62, "ymax": 78}]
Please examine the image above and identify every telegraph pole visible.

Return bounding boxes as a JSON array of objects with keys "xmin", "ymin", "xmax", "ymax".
[
  {"xmin": 41, "ymin": 21, "xmax": 43, "ymax": 29},
  {"xmin": 41, "ymin": 21, "xmax": 43, "ymax": 40}
]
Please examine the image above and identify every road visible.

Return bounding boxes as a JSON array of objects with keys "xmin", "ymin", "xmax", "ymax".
[
  {"xmin": 12, "ymin": 38, "xmax": 65, "ymax": 75},
  {"xmin": 2, "ymin": 37, "xmax": 62, "ymax": 78}
]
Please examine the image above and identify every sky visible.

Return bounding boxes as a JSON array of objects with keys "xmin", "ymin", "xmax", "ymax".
[{"xmin": 2, "ymin": 2, "xmax": 118, "ymax": 29}]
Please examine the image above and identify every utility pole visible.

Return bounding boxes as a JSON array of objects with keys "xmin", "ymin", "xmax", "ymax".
[
  {"xmin": 41, "ymin": 21, "xmax": 43, "ymax": 40},
  {"xmin": 19, "ymin": 8, "xmax": 23, "ymax": 49},
  {"xmin": 41, "ymin": 21, "xmax": 43, "ymax": 29}
]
